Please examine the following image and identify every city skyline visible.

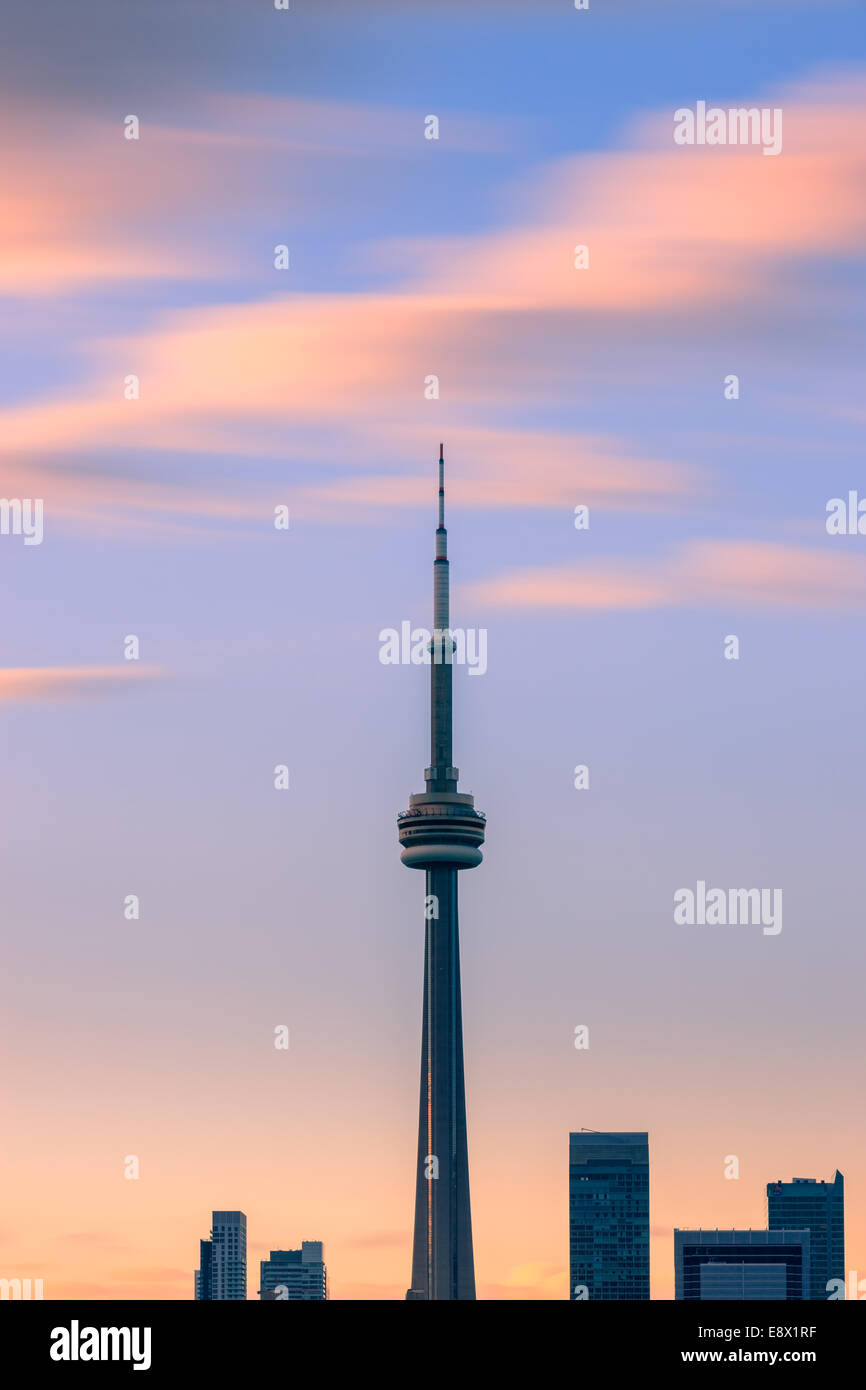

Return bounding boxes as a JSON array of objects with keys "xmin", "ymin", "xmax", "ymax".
[
  {"xmin": 2, "ymin": 0, "xmax": 864, "ymax": 1299},
  {"xmin": 185, "ymin": 1157, "xmax": 846, "ymax": 1301}
]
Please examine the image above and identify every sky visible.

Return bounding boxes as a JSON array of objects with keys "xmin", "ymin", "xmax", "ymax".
[{"xmin": 1, "ymin": 0, "xmax": 864, "ymax": 1300}]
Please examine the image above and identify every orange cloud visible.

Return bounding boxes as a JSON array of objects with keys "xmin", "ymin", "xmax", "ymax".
[
  {"xmin": 0, "ymin": 292, "xmax": 699, "ymax": 526},
  {"xmin": 500, "ymin": 1261, "xmax": 569, "ymax": 1296},
  {"xmin": 398, "ymin": 78, "xmax": 866, "ymax": 313},
  {"xmin": 0, "ymin": 115, "xmax": 223, "ymax": 294},
  {"xmin": 469, "ymin": 540, "xmax": 866, "ymax": 613},
  {"xmin": 0, "ymin": 666, "xmax": 162, "ymax": 702},
  {"xmin": 47, "ymin": 1279, "xmax": 190, "ymax": 1300},
  {"xmin": 0, "ymin": 95, "xmax": 520, "ymax": 295}
]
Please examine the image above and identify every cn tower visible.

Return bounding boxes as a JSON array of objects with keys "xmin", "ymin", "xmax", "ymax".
[{"xmin": 399, "ymin": 444, "xmax": 485, "ymax": 1301}]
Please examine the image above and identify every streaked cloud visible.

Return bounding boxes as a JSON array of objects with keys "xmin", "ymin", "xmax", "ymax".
[
  {"xmin": 469, "ymin": 540, "xmax": 866, "ymax": 613},
  {"xmin": 193, "ymin": 91, "xmax": 527, "ymax": 156},
  {"xmin": 0, "ymin": 95, "xmax": 522, "ymax": 296},
  {"xmin": 299, "ymin": 425, "xmax": 697, "ymax": 517},
  {"xmin": 107, "ymin": 1266, "xmax": 189, "ymax": 1283},
  {"xmin": 0, "ymin": 666, "xmax": 163, "ymax": 703},
  {"xmin": 0, "ymin": 69, "xmax": 861, "ymax": 483},
  {"xmin": 0, "ymin": 69, "xmax": 862, "ymax": 537},
  {"xmin": 396, "ymin": 76, "xmax": 866, "ymax": 314},
  {"xmin": 48, "ymin": 1277, "xmax": 190, "ymax": 1299},
  {"xmin": 486, "ymin": 1261, "xmax": 569, "ymax": 1299},
  {"xmin": 56, "ymin": 1232, "xmax": 131, "ymax": 1248}
]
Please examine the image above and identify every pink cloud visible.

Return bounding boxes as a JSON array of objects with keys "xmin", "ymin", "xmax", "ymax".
[
  {"xmin": 397, "ymin": 79, "xmax": 866, "ymax": 313},
  {"xmin": 298, "ymin": 424, "xmax": 696, "ymax": 516},
  {"xmin": 0, "ymin": 94, "xmax": 520, "ymax": 295},
  {"xmin": 0, "ymin": 114, "xmax": 225, "ymax": 294},
  {"xmin": 0, "ymin": 70, "xmax": 862, "ymax": 530},
  {"xmin": 0, "ymin": 666, "xmax": 162, "ymax": 703},
  {"xmin": 469, "ymin": 540, "xmax": 866, "ymax": 613},
  {"xmin": 0, "ymin": 297, "xmax": 700, "ymax": 526}
]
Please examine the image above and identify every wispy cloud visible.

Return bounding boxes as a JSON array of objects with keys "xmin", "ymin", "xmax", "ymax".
[
  {"xmin": 0, "ymin": 666, "xmax": 163, "ymax": 703},
  {"xmin": 107, "ymin": 1266, "xmax": 189, "ymax": 1283},
  {"xmin": 0, "ymin": 95, "xmax": 522, "ymax": 296},
  {"xmin": 299, "ymin": 424, "xmax": 697, "ymax": 517},
  {"xmin": 0, "ymin": 70, "xmax": 862, "ymax": 532},
  {"xmin": 395, "ymin": 75, "xmax": 866, "ymax": 314},
  {"xmin": 482, "ymin": 1261, "xmax": 569, "ymax": 1299},
  {"xmin": 469, "ymin": 541, "xmax": 866, "ymax": 613}
]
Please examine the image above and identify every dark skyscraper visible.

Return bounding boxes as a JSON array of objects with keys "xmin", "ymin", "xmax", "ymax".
[
  {"xmin": 195, "ymin": 1239, "xmax": 212, "ymax": 1301},
  {"xmin": 399, "ymin": 446, "xmax": 485, "ymax": 1301},
  {"xmin": 569, "ymin": 1132, "xmax": 650, "ymax": 1300},
  {"xmin": 767, "ymin": 1172, "xmax": 844, "ymax": 1300}
]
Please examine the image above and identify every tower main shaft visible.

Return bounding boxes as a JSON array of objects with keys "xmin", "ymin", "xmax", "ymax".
[{"xmin": 398, "ymin": 445, "xmax": 485, "ymax": 1301}]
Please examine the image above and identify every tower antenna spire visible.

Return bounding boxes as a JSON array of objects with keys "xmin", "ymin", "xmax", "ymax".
[
  {"xmin": 435, "ymin": 442, "xmax": 448, "ymax": 611},
  {"xmin": 438, "ymin": 442, "xmax": 445, "ymax": 532},
  {"xmin": 432, "ymin": 442, "xmax": 451, "ymax": 767}
]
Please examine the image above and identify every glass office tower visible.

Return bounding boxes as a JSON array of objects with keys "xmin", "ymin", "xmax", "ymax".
[
  {"xmin": 767, "ymin": 1172, "xmax": 844, "ymax": 1300},
  {"xmin": 569, "ymin": 1131, "xmax": 650, "ymax": 1300}
]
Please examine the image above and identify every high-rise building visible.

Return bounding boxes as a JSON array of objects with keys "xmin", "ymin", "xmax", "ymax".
[
  {"xmin": 194, "ymin": 1238, "xmax": 212, "ymax": 1301},
  {"xmin": 195, "ymin": 1211, "xmax": 247, "ymax": 1300},
  {"xmin": 399, "ymin": 446, "xmax": 486, "ymax": 1301},
  {"xmin": 569, "ymin": 1132, "xmax": 650, "ymax": 1300},
  {"xmin": 259, "ymin": 1242, "xmax": 327, "ymax": 1300},
  {"xmin": 767, "ymin": 1172, "xmax": 844, "ymax": 1300},
  {"xmin": 674, "ymin": 1229, "xmax": 810, "ymax": 1300}
]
